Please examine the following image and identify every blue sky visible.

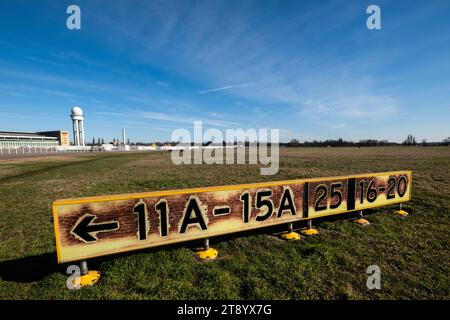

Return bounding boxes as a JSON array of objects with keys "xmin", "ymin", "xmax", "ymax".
[{"xmin": 0, "ymin": 0, "xmax": 449, "ymax": 143}]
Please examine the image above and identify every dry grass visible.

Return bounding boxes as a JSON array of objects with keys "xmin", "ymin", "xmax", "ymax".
[{"xmin": 0, "ymin": 147, "xmax": 449, "ymax": 299}]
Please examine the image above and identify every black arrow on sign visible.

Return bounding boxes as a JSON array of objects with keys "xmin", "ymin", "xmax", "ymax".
[{"xmin": 71, "ymin": 214, "xmax": 119, "ymax": 243}]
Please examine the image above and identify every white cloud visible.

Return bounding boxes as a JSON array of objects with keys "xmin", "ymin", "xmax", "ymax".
[
  {"xmin": 156, "ymin": 81, "xmax": 169, "ymax": 87},
  {"xmin": 197, "ymin": 82, "xmax": 253, "ymax": 94}
]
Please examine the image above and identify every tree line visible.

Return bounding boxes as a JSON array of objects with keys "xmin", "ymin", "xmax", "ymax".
[
  {"xmin": 284, "ymin": 135, "xmax": 450, "ymax": 147},
  {"xmin": 87, "ymin": 135, "xmax": 450, "ymax": 147}
]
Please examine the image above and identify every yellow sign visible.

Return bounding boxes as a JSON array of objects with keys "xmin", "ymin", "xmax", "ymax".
[{"xmin": 53, "ymin": 171, "xmax": 412, "ymax": 263}]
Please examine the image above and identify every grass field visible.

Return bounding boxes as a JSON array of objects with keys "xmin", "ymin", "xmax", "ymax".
[{"xmin": 0, "ymin": 147, "xmax": 449, "ymax": 299}]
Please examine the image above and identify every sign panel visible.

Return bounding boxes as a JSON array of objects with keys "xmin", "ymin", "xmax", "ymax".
[{"xmin": 53, "ymin": 171, "xmax": 412, "ymax": 263}]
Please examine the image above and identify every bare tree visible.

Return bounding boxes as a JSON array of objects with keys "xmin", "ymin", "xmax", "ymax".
[
  {"xmin": 443, "ymin": 137, "xmax": 450, "ymax": 146},
  {"xmin": 403, "ymin": 134, "xmax": 417, "ymax": 146}
]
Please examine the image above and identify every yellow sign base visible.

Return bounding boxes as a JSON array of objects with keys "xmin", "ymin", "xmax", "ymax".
[
  {"xmin": 72, "ymin": 270, "xmax": 100, "ymax": 287},
  {"xmin": 196, "ymin": 248, "xmax": 218, "ymax": 260},
  {"xmin": 394, "ymin": 209, "xmax": 409, "ymax": 217},
  {"xmin": 354, "ymin": 218, "xmax": 370, "ymax": 226},
  {"xmin": 281, "ymin": 231, "xmax": 301, "ymax": 240},
  {"xmin": 300, "ymin": 228, "xmax": 319, "ymax": 236}
]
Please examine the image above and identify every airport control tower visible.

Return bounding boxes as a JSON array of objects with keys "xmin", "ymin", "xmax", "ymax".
[{"xmin": 70, "ymin": 106, "xmax": 85, "ymax": 146}]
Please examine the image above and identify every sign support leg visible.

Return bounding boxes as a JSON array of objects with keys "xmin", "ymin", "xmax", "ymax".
[
  {"xmin": 394, "ymin": 203, "xmax": 409, "ymax": 216},
  {"xmin": 300, "ymin": 219, "xmax": 319, "ymax": 236},
  {"xmin": 354, "ymin": 210, "xmax": 370, "ymax": 226},
  {"xmin": 76, "ymin": 260, "xmax": 100, "ymax": 287},
  {"xmin": 196, "ymin": 238, "xmax": 218, "ymax": 261},
  {"xmin": 281, "ymin": 222, "xmax": 301, "ymax": 240}
]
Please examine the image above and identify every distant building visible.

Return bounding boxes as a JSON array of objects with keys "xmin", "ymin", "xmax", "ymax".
[
  {"xmin": 130, "ymin": 145, "xmax": 156, "ymax": 151},
  {"xmin": 0, "ymin": 131, "xmax": 68, "ymax": 148},
  {"xmin": 117, "ymin": 144, "xmax": 130, "ymax": 151},
  {"xmin": 37, "ymin": 131, "xmax": 70, "ymax": 146},
  {"xmin": 100, "ymin": 144, "xmax": 115, "ymax": 151},
  {"xmin": 0, "ymin": 107, "xmax": 90, "ymax": 151}
]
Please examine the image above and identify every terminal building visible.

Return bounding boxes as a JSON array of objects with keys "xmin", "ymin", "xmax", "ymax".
[
  {"xmin": 0, "ymin": 131, "xmax": 70, "ymax": 149},
  {"xmin": 0, "ymin": 106, "xmax": 84, "ymax": 151}
]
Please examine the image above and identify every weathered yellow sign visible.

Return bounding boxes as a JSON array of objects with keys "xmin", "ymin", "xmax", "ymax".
[{"xmin": 53, "ymin": 171, "xmax": 412, "ymax": 263}]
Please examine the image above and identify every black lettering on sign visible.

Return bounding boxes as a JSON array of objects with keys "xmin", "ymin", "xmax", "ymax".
[
  {"xmin": 347, "ymin": 178, "xmax": 356, "ymax": 210},
  {"xmin": 255, "ymin": 190, "xmax": 274, "ymax": 221},
  {"xmin": 314, "ymin": 185, "xmax": 327, "ymax": 211},
  {"xmin": 240, "ymin": 192, "xmax": 251, "ymax": 223},
  {"xmin": 330, "ymin": 182, "xmax": 343, "ymax": 209},
  {"xmin": 155, "ymin": 199, "xmax": 170, "ymax": 237},
  {"xmin": 303, "ymin": 182, "xmax": 309, "ymax": 218},
  {"xmin": 359, "ymin": 180, "xmax": 365, "ymax": 204},
  {"xmin": 71, "ymin": 214, "xmax": 119, "ymax": 243},
  {"xmin": 277, "ymin": 187, "xmax": 296, "ymax": 217},
  {"xmin": 366, "ymin": 179, "xmax": 378, "ymax": 203},
  {"xmin": 213, "ymin": 206, "xmax": 230, "ymax": 216},
  {"xmin": 386, "ymin": 177, "xmax": 396, "ymax": 199},
  {"xmin": 397, "ymin": 176, "xmax": 407, "ymax": 197},
  {"xmin": 179, "ymin": 197, "xmax": 208, "ymax": 234},
  {"xmin": 133, "ymin": 200, "xmax": 148, "ymax": 241}
]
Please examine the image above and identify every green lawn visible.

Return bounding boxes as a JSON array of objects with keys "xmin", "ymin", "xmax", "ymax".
[{"xmin": 0, "ymin": 147, "xmax": 449, "ymax": 299}]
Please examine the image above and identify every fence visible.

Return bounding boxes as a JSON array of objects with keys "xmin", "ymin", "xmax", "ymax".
[{"xmin": 0, "ymin": 146, "xmax": 92, "ymax": 156}]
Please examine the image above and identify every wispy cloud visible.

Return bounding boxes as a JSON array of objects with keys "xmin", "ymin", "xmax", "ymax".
[
  {"xmin": 329, "ymin": 123, "xmax": 347, "ymax": 129},
  {"xmin": 93, "ymin": 111, "xmax": 127, "ymax": 117},
  {"xmin": 95, "ymin": 110, "xmax": 238, "ymax": 128},
  {"xmin": 299, "ymin": 93, "xmax": 398, "ymax": 122},
  {"xmin": 0, "ymin": 83, "xmax": 76, "ymax": 98},
  {"xmin": 142, "ymin": 111, "xmax": 237, "ymax": 128},
  {"xmin": 156, "ymin": 81, "xmax": 169, "ymax": 87},
  {"xmin": 197, "ymin": 82, "xmax": 253, "ymax": 94}
]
